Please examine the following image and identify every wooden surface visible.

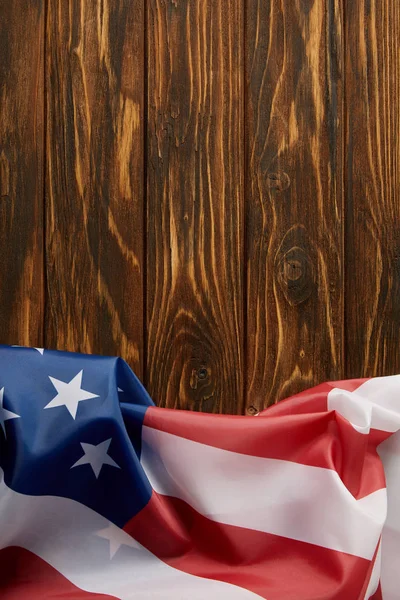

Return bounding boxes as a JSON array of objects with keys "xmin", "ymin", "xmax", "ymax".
[
  {"xmin": 0, "ymin": 1, "xmax": 399, "ymax": 413},
  {"xmin": 146, "ymin": 0, "xmax": 244, "ymax": 412},
  {"xmin": 345, "ymin": 0, "xmax": 400, "ymax": 379},
  {"xmin": 245, "ymin": 0, "xmax": 344, "ymax": 410},
  {"xmin": 0, "ymin": 2, "xmax": 44, "ymax": 346},
  {"xmin": 45, "ymin": 0, "xmax": 145, "ymax": 377}
]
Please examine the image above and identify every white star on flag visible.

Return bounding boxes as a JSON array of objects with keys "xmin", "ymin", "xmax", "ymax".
[
  {"xmin": 0, "ymin": 387, "xmax": 20, "ymax": 438},
  {"xmin": 44, "ymin": 370, "xmax": 98, "ymax": 419},
  {"xmin": 71, "ymin": 438, "xmax": 120, "ymax": 478},
  {"xmin": 117, "ymin": 387, "xmax": 124, "ymax": 392},
  {"xmin": 96, "ymin": 522, "xmax": 140, "ymax": 558}
]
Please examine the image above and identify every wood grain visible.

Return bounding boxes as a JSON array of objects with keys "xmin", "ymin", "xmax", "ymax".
[
  {"xmin": 345, "ymin": 0, "xmax": 400, "ymax": 378},
  {"xmin": 45, "ymin": 0, "xmax": 145, "ymax": 376},
  {"xmin": 2, "ymin": 1, "xmax": 398, "ymax": 412},
  {"xmin": 146, "ymin": 0, "xmax": 244, "ymax": 412},
  {"xmin": 0, "ymin": 2, "xmax": 44, "ymax": 346},
  {"xmin": 245, "ymin": 0, "xmax": 345, "ymax": 410}
]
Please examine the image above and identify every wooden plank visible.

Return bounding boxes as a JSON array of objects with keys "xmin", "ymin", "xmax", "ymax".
[
  {"xmin": 245, "ymin": 1, "xmax": 345, "ymax": 410},
  {"xmin": 46, "ymin": 1, "xmax": 145, "ymax": 376},
  {"xmin": 146, "ymin": 0, "xmax": 244, "ymax": 413},
  {"xmin": 0, "ymin": 2, "xmax": 44, "ymax": 346},
  {"xmin": 345, "ymin": 1, "xmax": 400, "ymax": 378}
]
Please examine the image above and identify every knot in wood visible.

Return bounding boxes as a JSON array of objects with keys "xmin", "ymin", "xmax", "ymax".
[
  {"xmin": 283, "ymin": 257, "xmax": 302, "ymax": 282},
  {"xmin": 277, "ymin": 246, "xmax": 314, "ymax": 306},
  {"xmin": 266, "ymin": 171, "xmax": 290, "ymax": 192}
]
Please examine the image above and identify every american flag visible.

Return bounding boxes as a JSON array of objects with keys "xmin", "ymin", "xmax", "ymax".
[{"xmin": 0, "ymin": 344, "xmax": 398, "ymax": 599}]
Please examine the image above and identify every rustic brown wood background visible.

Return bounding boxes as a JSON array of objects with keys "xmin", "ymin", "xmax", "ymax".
[{"xmin": 0, "ymin": 1, "xmax": 399, "ymax": 414}]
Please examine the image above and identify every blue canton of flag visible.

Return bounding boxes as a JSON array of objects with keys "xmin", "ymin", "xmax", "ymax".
[{"xmin": 0, "ymin": 345, "xmax": 154, "ymax": 527}]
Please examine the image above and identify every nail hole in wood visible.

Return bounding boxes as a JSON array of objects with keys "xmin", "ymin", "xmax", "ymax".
[{"xmin": 198, "ymin": 368, "xmax": 208, "ymax": 380}]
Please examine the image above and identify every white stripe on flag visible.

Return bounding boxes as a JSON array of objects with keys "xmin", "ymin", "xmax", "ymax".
[
  {"xmin": 328, "ymin": 375, "xmax": 400, "ymax": 434},
  {"xmin": 377, "ymin": 430, "xmax": 400, "ymax": 599},
  {"xmin": 0, "ymin": 469, "xmax": 263, "ymax": 600},
  {"xmin": 141, "ymin": 425, "xmax": 385, "ymax": 560}
]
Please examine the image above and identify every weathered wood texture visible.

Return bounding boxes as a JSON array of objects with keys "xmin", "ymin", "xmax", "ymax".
[
  {"xmin": 146, "ymin": 0, "xmax": 244, "ymax": 412},
  {"xmin": 0, "ymin": 1, "xmax": 399, "ymax": 413},
  {"xmin": 0, "ymin": 2, "xmax": 44, "ymax": 345},
  {"xmin": 245, "ymin": 1, "xmax": 344, "ymax": 410},
  {"xmin": 45, "ymin": 0, "xmax": 145, "ymax": 376},
  {"xmin": 345, "ymin": 0, "xmax": 400, "ymax": 379}
]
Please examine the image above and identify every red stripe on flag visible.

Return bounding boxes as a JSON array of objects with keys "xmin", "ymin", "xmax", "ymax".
[
  {"xmin": 143, "ymin": 380, "xmax": 372, "ymax": 460},
  {"xmin": 0, "ymin": 546, "xmax": 118, "ymax": 600},
  {"xmin": 145, "ymin": 405, "xmax": 339, "ymax": 467},
  {"xmin": 144, "ymin": 397, "xmax": 387, "ymax": 499},
  {"xmin": 125, "ymin": 491, "xmax": 372, "ymax": 600},
  {"xmin": 258, "ymin": 379, "xmax": 369, "ymax": 417}
]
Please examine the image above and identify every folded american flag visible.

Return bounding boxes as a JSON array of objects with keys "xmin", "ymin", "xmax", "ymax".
[{"xmin": 0, "ymin": 345, "xmax": 398, "ymax": 599}]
